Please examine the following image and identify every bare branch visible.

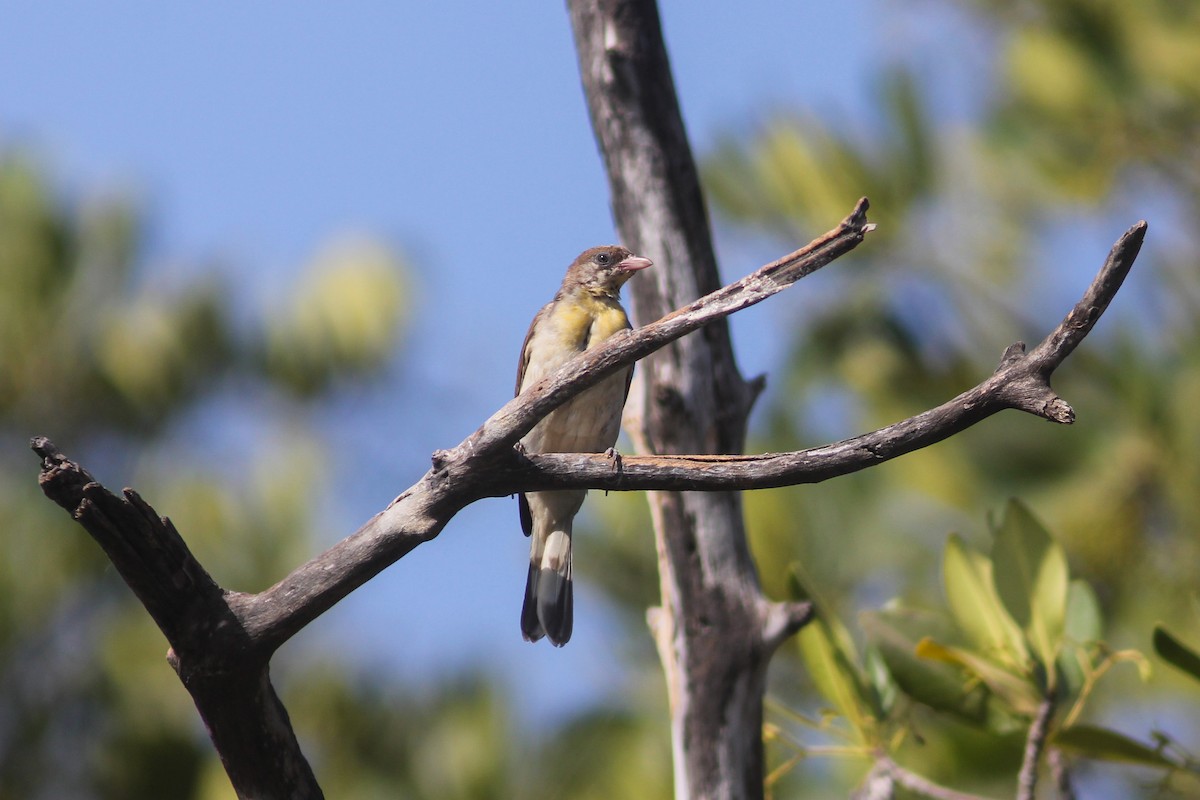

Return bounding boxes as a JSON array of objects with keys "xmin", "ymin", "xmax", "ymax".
[
  {"xmin": 1048, "ymin": 748, "xmax": 1076, "ymax": 800},
  {"xmin": 870, "ymin": 756, "xmax": 998, "ymax": 800},
  {"xmin": 36, "ymin": 217, "xmax": 1146, "ymax": 662},
  {"xmin": 1017, "ymin": 694, "xmax": 1058, "ymax": 800},
  {"xmin": 31, "ymin": 438, "xmax": 323, "ymax": 799},
  {"xmin": 761, "ymin": 600, "xmax": 815, "ymax": 653},
  {"xmin": 490, "ymin": 221, "xmax": 1148, "ymax": 494},
  {"xmin": 33, "ymin": 438, "xmax": 224, "ymax": 641},
  {"xmin": 32, "ymin": 215, "xmax": 1145, "ymax": 800},
  {"xmin": 455, "ymin": 198, "xmax": 874, "ymax": 461},
  {"xmin": 240, "ymin": 200, "xmax": 873, "ymax": 652}
]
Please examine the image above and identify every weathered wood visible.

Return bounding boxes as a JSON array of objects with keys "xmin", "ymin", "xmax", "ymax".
[
  {"xmin": 33, "ymin": 439, "xmax": 324, "ymax": 799},
  {"xmin": 567, "ymin": 1, "xmax": 804, "ymax": 796},
  {"xmin": 30, "ymin": 2, "xmax": 1145, "ymax": 792}
]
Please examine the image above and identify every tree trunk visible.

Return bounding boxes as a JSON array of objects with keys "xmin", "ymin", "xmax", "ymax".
[{"xmin": 567, "ymin": 2, "xmax": 809, "ymax": 797}]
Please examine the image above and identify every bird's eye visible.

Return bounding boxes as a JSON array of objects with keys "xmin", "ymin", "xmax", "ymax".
[{"xmin": 595, "ymin": 252, "xmax": 611, "ymax": 266}]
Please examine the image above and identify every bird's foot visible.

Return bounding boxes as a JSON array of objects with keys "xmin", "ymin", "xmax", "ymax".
[{"xmin": 604, "ymin": 446, "xmax": 623, "ymax": 472}]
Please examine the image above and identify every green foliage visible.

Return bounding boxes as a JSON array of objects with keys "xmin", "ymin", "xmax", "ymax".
[
  {"xmin": 263, "ymin": 235, "xmax": 410, "ymax": 396},
  {"xmin": 11, "ymin": 0, "xmax": 1200, "ymax": 796},
  {"xmin": 790, "ymin": 569, "xmax": 883, "ymax": 747},
  {"xmin": 770, "ymin": 503, "xmax": 1170, "ymax": 795},
  {"xmin": 0, "ymin": 155, "xmax": 414, "ymax": 799},
  {"xmin": 988, "ymin": 500, "xmax": 1069, "ymax": 686},
  {"xmin": 0, "ymin": 154, "xmax": 673, "ymax": 800},
  {"xmin": 0, "ymin": 156, "xmax": 227, "ymax": 437},
  {"xmin": 1051, "ymin": 724, "xmax": 1175, "ymax": 769},
  {"xmin": 943, "ymin": 533, "xmax": 1029, "ymax": 672},
  {"xmin": 991, "ymin": 0, "xmax": 1200, "ymax": 201},
  {"xmin": 280, "ymin": 665, "xmax": 671, "ymax": 800},
  {"xmin": 694, "ymin": 0, "xmax": 1200, "ymax": 793}
]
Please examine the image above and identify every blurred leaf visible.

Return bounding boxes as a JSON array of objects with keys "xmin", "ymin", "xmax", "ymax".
[
  {"xmin": 1052, "ymin": 725, "xmax": 1176, "ymax": 768},
  {"xmin": 863, "ymin": 644, "xmax": 898, "ymax": 718},
  {"xmin": 863, "ymin": 608, "xmax": 1004, "ymax": 728},
  {"xmin": 796, "ymin": 620, "xmax": 875, "ymax": 744},
  {"xmin": 915, "ymin": 637, "xmax": 1041, "ymax": 717},
  {"xmin": 1153, "ymin": 624, "xmax": 1200, "ymax": 684},
  {"xmin": 991, "ymin": 499, "xmax": 1068, "ymax": 679},
  {"xmin": 790, "ymin": 567, "xmax": 878, "ymax": 741},
  {"xmin": 1063, "ymin": 579, "xmax": 1102, "ymax": 646},
  {"xmin": 265, "ymin": 234, "xmax": 409, "ymax": 396},
  {"xmin": 1057, "ymin": 579, "xmax": 1105, "ymax": 696},
  {"xmin": 943, "ymin": 533, "xmax": 1028, "ymax": 670},
  {"xmin": 788, "ymin": 566, "xmax": 863, "ymax": 666}
]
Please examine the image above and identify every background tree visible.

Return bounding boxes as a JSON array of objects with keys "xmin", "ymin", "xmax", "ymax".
[
  {"xmin": 5, "ymin": 1, "xmax": 1200, "ymax": 799},
  {"xmin": 684, "ymin": 1, "xmax": 1200, "ymax": 796}
]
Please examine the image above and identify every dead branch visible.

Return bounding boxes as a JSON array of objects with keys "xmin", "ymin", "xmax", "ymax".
[
  {"xmin": 238, "ymin": 198, "xmax": 873, "ymax": 653},
  {"xmin": 501, "ymin": 220, "xmax": 1147, "ymax": 493},
  {"xmin": 1017, "ymin": 694, "xmax": 1058, "ymax": 800},
  {"xmin": 32, "ymin": 212, "xmax": 1145, "ymax": 798},
  {"xmin": 31, "ymin": 201, "xmax": 873, "ymax": 799},
  {"xmin": 32, "ymin": 439, "xmax": 323, "ymax": 799}
]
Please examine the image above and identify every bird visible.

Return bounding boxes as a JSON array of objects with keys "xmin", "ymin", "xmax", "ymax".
[{"xmin": 516, "ymin": 245, "xmax": 652, "ymax": 646}]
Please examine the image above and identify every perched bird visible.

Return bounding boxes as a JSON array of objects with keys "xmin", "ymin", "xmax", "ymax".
[{"xmin": 516, "ymin": 245, "xmax": 652, "ymax": 646}]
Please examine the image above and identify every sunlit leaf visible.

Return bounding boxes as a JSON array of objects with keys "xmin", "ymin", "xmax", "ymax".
[
  {"xmin": 915, "ymin": 637, "xmax": 1041, "ymax": 717},
  {"xmin": 797, "ymin": 621, "xmax": 875, "ymax": 744},
  {"xmin": 1057, "ymin": 579, "xmax": 1104, "ymax": 695},
  {"xmin": 1063, "ymin": 579, "xmax": 1102, "ymax": 645},
  {"xmin": 790, "ymin": 567, "xmax": 878, "ymax": 741},
  {"xmin": 943, "ymin": 533, "xmax": 1028, "ymax": 669},
  {"xmin": 862, "ymin": 609, "xmax": 993, "ymax": 727},
  {"xmin": 1052, "ymin": 725, "xmax": 1176, "ymax": 768},
  {"xmin": 991, "ymin": 499, "xmax": 1068, "ymax": 679}
]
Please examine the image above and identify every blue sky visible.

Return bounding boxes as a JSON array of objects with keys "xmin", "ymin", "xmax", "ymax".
[{"xmin": 2, "ymin": 1, "xmax": 1001, "ymax": 720}]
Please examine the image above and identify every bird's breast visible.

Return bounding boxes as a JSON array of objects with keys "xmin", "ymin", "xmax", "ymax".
[
  {"xmin": 520, "ymin": 293, "xmax": 633, "ymax": 455},
  {"xmin": 555, "ymin": 294, "xmax": 629, "ymax": 351}
]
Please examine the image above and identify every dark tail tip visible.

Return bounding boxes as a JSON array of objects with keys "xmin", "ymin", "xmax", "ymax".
[
  {"xmin": 537, "ymin": 568, "xmax": 573, "ymax": 646},
  {"xmin": 521, "ymin": 562, "xmax": 545, "ymax": 642},
  {"xmin": 520, "ymin": 564, "xmax": 573, "ymax": 646}
]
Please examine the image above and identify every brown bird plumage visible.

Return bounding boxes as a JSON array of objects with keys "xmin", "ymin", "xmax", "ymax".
[{"xmin": 516, "ymin": 245, "xmax": 652, "ymax": 646}]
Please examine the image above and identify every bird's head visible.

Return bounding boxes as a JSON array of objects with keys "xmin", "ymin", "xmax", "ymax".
[{"xmin": 565, "ymin": 245, "xmax": 653, "ymax": 295}]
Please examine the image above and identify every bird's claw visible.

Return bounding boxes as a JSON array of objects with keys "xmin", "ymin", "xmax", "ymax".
[{"xmin": 602, "ymin": 447, "xmax": 623, "ymax": 497}]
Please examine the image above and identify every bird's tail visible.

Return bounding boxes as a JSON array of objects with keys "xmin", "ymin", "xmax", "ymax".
[{"xmin": 520, "ymin": 528, "xmax": 573, "ymax": 646}]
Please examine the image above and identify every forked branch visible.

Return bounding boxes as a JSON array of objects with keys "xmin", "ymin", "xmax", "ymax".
[
  {"xmin": 494, "ymin": 220, "xmax": 1147, "ymax": 493},
  {"xmin": 31, "ymin": 210, "xmax": 1145, "ymax": 800}
]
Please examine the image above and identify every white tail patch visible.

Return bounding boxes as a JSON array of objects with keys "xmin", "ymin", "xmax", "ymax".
[{"xmin": 542, "ymin": 530, "xmax": 572, "ymax": 575}]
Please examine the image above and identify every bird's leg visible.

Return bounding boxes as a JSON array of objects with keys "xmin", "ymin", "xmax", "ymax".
[
  {"xmin": 603, "ymin": 447, "xmax": 623, "ymax": 496},
  {"xmin": 511, "ymin": 441, "xmax": 530, "ymax": 500},
  {"xmin": 604, "ymin": 446, "xmax": 623, "ymax": 470}
]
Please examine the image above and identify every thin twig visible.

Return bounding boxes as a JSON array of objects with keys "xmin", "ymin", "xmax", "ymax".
[
  {"xmin": 32, "ymin": 216, "xmax": 1147, "ymax": 800},
  {"xmin": 1049, "ymin": 748, "xmax": 1076, "ymax": 800},
  {"xmin": 875, "ymin": 756, "xmax": 998, "ymax": 800},
  {"xmin": 455, "ymin": 198, "xmax": 875, "ymax": 460},
  {"xmin": 243, "ymin": 201, "xmax": 873, "ymax": 650},
  {"xmin": 1017, "ymin": 694, "xmax": 1058, "ymax": 800},
  {"xmin": 34, "ymin": 219, "xmax": 1147, "ymax": 660},
  {"xmin": 497, "ymin": 221, "xmax": 1148, "ymax": 495}
]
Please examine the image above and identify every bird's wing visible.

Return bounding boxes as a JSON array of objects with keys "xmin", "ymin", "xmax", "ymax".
[
  {"xmin": 516, "ymin": 301, "xmax": 553, "ymax": 538},
  {"xmin": 516, "ymin": 301, "xmax": 553, "ymax": 396},
  {"xmin": 622, "ymin": 315, "xmax": 634, "ymax": 403},
  {"xmin": 519, "ymin": 493, "xmax": 533, "ymax": 537}
]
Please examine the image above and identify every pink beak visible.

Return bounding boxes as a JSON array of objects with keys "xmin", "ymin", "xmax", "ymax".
[{"xmin": 617, "ymin": 255, "xmax": 653, "ymax": 272}]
